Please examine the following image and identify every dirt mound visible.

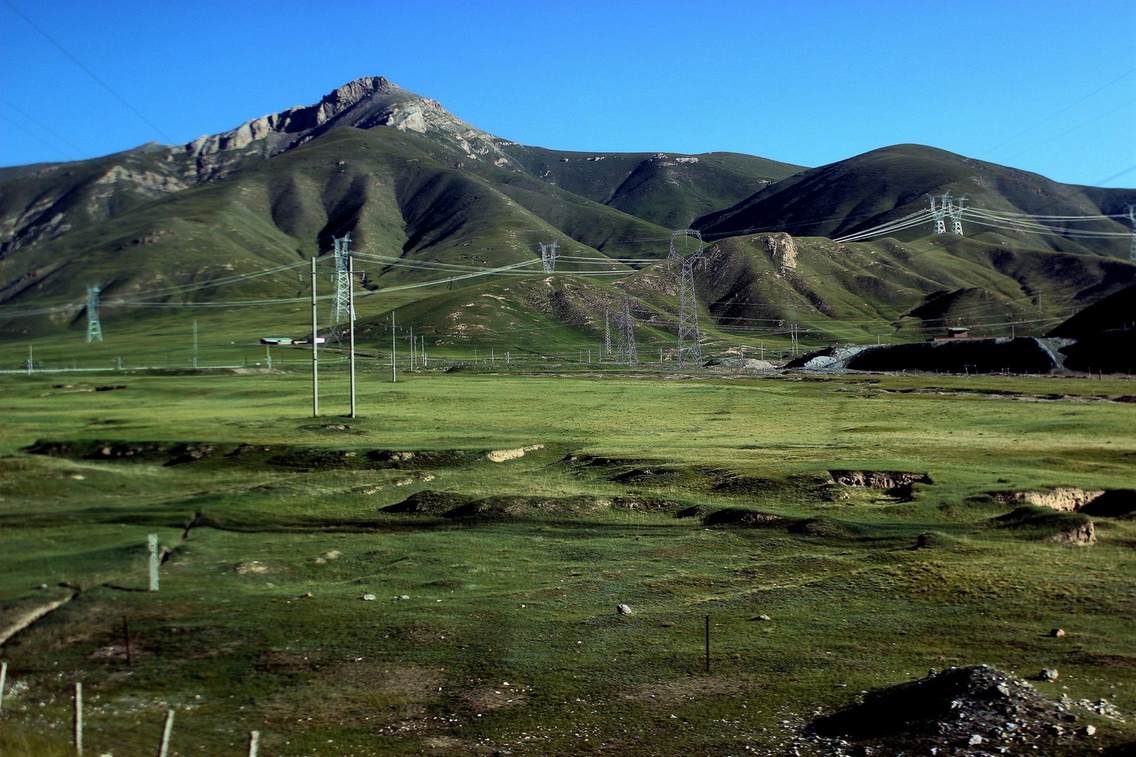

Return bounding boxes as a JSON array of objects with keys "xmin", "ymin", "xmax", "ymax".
[
  {"xmin": 809, "ymin": 665, "xmax": 1088, "ymax": 755},
  {"xmin": 992, "ymin": 506, "xmax": 1096, "ymax": 545},
  {"xmin": 993, "ymin": 487, "xmax": 1104, "ymax": 512},
  {"xmin": 831, "ymin": 469, "xmax": 932, "ymax": 501},
  {"xmin": 382, "ymin": 490, "xmax": 472, "ymax": 515},
  {"xmin": 703, "ymin": 508, "xmax": 789, "ymax": 528},
  {"xmin": 787, "ymin": 516, "xmax": 854, "ymax": 538}
]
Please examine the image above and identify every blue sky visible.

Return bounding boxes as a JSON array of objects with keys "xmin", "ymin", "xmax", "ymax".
[{"xmin": 2, "ymin": 0, "xmax": 1134, "ymax": 186}]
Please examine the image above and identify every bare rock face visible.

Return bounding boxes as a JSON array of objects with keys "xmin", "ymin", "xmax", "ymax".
[
  {"xmin": 763, "ymin": 232, "xmax": 798, "ymax": 272},
  {"xmin": 1053, "ymin": 519, "xmax": 1096, "ymax": 545},
  {"xmin": 182, "ymin": 75, "xmax": 516, "ymax": 179},
  {"xmin": 994, "ymin": 487, "xmax": 1105, "ymax": 512}
]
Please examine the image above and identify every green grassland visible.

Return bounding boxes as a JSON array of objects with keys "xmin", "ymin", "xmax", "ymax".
[{"xmin": 0, "ymin": 369, "xmax": 1134, "ymax": 754}]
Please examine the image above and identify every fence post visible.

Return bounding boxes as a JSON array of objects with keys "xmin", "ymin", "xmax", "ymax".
[
  {"xmin": 74, "ymin": 682, "xmax": 83, "ymax": 755},
  {"xmin": 148, "ymin": 534, "xmax": 160, "ymax": 592},
  {"xmin": 158, "ymin": 709, "xmax": 175, "ymax": 757},
  {"xmin": 248, "ymin": 730, "xmax": 261, "ymax": 757},
  {"xmin": 0, "ymin": 660, "xmax": 7, "ymax": 714},
  {"xmin": 704, "ymin": 615, "xmax": 710, "ymax": 674}
]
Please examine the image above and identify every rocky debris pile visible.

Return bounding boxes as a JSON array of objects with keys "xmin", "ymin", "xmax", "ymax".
[
  {"xmin": 807, "ymin": 665, "xmax": 1102, "ymax": 755},
  {"xmin": 993, "ymin": 487, "xmax": 1105, "ymax": 512},
  {"xmin": 831, "ymin": 469, "xmax": 932, "ymax": 500},
  {"xmin": 784, "ymin": 344, "xmax": 869, "ymax": 371}
]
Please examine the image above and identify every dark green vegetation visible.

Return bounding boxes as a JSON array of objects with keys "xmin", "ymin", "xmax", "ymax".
[{"xmin": 1, "ymin": 370, "xmax": 1134, "ymax": 754}]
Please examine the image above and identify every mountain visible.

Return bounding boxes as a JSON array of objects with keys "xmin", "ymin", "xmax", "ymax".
[
  {"xmin": 695, "ymin": 144, "xmax": 1136, "ymax": 258},
  {"xmin": 0, "ymin": 77, "xmax": 1133, "ymax": 354}
]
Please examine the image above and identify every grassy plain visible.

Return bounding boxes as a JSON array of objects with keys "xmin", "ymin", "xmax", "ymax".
[{"xmin": 0, "ymin": 368, "xmax": 1133, "ymax": 755}]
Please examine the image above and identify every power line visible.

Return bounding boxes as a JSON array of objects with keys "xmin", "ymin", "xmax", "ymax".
[{"xmin": 3, "ymin": 0, "xmax": 174, "ymax": 143}]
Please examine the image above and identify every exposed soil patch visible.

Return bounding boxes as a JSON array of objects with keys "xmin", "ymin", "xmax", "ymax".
[
  {"xmin": 703, "ymin": 508, "xmax": 790, "ymax": 528},
  {"xmin": 993, "ymin": 487, "xmax": 1135, "ymax": 519},
  {"xmin": 830, "ymin": 469, "xmax": 932, "ymax": 501},
  {"xmin": 808, "ymin": 665, "xmax": 1092, "ymax": 755}
]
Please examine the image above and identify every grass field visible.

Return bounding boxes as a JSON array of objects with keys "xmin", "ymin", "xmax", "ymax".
[{"xmin": 0, "ymin": 368, "xmax": 1134, "ymax": 755}]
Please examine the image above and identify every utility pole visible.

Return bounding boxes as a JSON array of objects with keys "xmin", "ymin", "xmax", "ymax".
[
  {"xmin": 348, "ymin": 252, "xmax": 357, "ymax": 418},
  {"xmin": 390, "ymin": 310, "xmax": 397, "ymax": 384},
  {"xmin": 420, "ymin": 335, "xmax": 426, "ymax": 368},
  {"xmin": 191, "ymin": 320, "xmax": 198, "ymax": 369},
  {"xmin": 86, "ymin": 285, "xmax": 103, "ymax": 343},
  {"xmin": 410, "ymin": 326, "xmax": 416, "ymax": 370},
  {"xmin": 310, "ymin": 256, "xmax": 319, "ymax": 417}
]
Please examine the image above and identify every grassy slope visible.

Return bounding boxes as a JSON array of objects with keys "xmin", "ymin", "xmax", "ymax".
[
  {"xmin": 501, "ymin": 145, "xmax": 803, "ymax": 228},
  {"xmin": 0, "ymin": 371, "xmax": 1133, "ymax": 754},
  {"xmin": 695, "ymin": 144, "xmax": 1136, "ymax": 258}
]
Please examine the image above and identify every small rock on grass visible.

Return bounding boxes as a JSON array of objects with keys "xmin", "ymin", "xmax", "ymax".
[
  {"xmin": 1040, "ymin": 668, "xmax": 1059, "ymax": 681},
  {"xmin": 749, "ymin": 614, "xmax": 772, "ymax": 622},
  {"xmin": 1051, "ymin": 628, "xmax": 1066, "ymax": 638},
  {"xmin": 616, "ymin": 604, "xmax": 632, "ymax": 615},
  {"xmin": 361, "ymin": 593, "xmax": 376, "ymax": 601}
]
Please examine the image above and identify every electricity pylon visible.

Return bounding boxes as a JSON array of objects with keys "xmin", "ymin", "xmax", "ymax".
[
  {"xmin": 539, "ymin": 241, "xmax": 559, "ymax": 273},
  {"xmin": 604, "ymin": 309, "xmax": 612, "ymax": 357},
  {"xmin": 615, "ymin": 299, "xmax": 637, "ymax": 365},
  {"xmin": 677, "ymin": 258, "xmax": 702, "ymax": 366},
  {"xmin": 948, "ymin": 194, "xmax": 967, "ymax": 235},
  {"xmin": 86, "ymin": 285, "xmax": 103, "ymax": 343},
  {"xmin": 330, "ymin": 234, "xmax": 353, "ymax": 328},
  {"xmin": 670, "ymin": 229, "xmax": 704, "ymax": 367},
  {"xmin": 929, "ymin": 194, "xmax": 947, "ymax": 235}
]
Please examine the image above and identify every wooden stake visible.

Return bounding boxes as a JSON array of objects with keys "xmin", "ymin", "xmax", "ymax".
[
  {"xmin": 248, "ymin": 730, "xmax": 261, "ymax": 757},
  {"xmin": 74, "ymin": 682, "xmax": 83, "ymax": 755},
  {"xmin": 158, "ymin": 709, "xmax": 175, "ymax": 757}
]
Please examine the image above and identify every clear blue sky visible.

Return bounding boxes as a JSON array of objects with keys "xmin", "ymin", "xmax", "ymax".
[{"xmin": 2, "ymin": 0, "xmax": 1134, "ymax": 186}]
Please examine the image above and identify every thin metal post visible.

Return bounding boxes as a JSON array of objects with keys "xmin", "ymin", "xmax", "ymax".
[
  {"xmin": 311, "ymin": 257, "xmax": 319, "ymax": 417},
  {"xmin": 158, "ymin": 709, "xmax": 174, "ymax": 757},
  {"xmin": 148, "ymin": 534, "xmax": 159, "ymax": 592},
  {"xmin": 391, "ymin": 310, "xmax": 397, "ymax": 383},
  {"xmin": 191, "ymin": 320, "xmax": 198, "ymax": 369},
  {"xmin": 0, "ymin": 660, "xmax": 7, "ymax": 713},
  {"xmin": 74, "ymin": 682, "xmax": 83, "ymax": 755},
  {"xmin": 248, "ymin": 730, "xmax": 261, "ymax": 757},
  {"xmin": 348, "ymin": 253, "xmax": 357, "ymax": 418},
  {"xmin": 410, "ymin": 326, "xmax": 415, "ymax": 370},
  {"xmin": 26, "ymin": 345, "xmax": 33, "ymax": 375}
]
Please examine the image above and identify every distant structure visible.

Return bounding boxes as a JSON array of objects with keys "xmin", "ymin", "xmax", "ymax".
[
  {"xmin": 670, "ymin": 229, "xmax": 704, "ymax": 367},
  {"xmin": 86, "ymin": 285, "xmax": 103, "ymax": 343},
  {"xmin": 539, "ymin": 241, "xmax": 559, "ymax": 273},
  {"xmin": 615, "ymin": 299, "xmax": 637, "ymax": 365},
  {"xmin": 330, "ymin": 234, "xmax": 353, "ymax": 328},
  {"xmin": 604, "ymin": 309, "xmax": 612, "ymax": 357},
  {"xmin": 929, "ymin": 193, "xmax": 965, "ymax": 235},
  {"xmin": 1129, "ymin": 205, "xmax": 1136, "ymax": 262}
]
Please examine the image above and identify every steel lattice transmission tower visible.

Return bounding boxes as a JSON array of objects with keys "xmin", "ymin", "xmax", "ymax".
[
  {"xmin": 1128, "ymin": 205, "xmax": 1136, "ymax": 262},
  {"xmin": 86, "ymin": 285, "xmax": 103, "ymax": 343},
  {"xmin": 948, "ymin": 194, "xmax": 967, "ymax": 236},
  {"xmin": 539, "ymin": 241, "xmax": 559, "ymax": 273},
  {"xmin": 928, "ymin": 194, "xmax": 947, "ymax": 235},
  {"xmin": 670, "ymin": 229, "xmax": 704, "ymax": 367},
  {"xmin": 614, "ymin": 299, "xmax": 637, "ymax": 365},
  {"xmin": 603, "ymin": 309, "xmax": 612, "ymax": 357},
  {"xmin": 330, "ymin": 234, "xmax": 353, "ymax": 328}
]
